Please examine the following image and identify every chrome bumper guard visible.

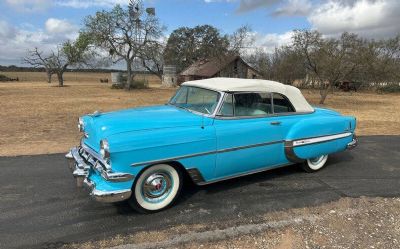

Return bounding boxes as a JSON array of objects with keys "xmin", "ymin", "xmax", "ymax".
[
  {"xmin": 347, "ymin": 135, "xmax": 358, "ymax": 150},
  {"xmin": 65, "ymin": 146, "xmax": 133, "ymax": 203},
  {"xmin": 83, "ymin": 178, "xmax": 132, "ymax": 203}
]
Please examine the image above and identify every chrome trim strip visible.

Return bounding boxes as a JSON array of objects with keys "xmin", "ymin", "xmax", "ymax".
[
  {"xmin": 131, "ymin": 150, "xmax": 217, "ymax": 167},
  {"xmin": 196, "ymin": 162, "xmax": 294, "ymax": 186},
  {"xmin": 217, "ymin": 140, "xmax": 283, "ymax": 153},
  {"xmin": 284, "ymin": 132, "xmax": 354, "ymax": 163},
  {"xmin": 131, "ymin": 132, "xmax": 353, "ymax": 167},
  {"xmin": 131, "ymin": 140, "xmax": 284, "ymax": 167},
  {"xmin": 168, "ymin": 87, "xmax": 225, "ymax": 118},
  {"xmin": 284, "ymin": 141, "xmax": 304, "ymax": 163},
  {"xmin": 101, "ymin": 171, "xmax": 135, "ymax": 182},
  {"xmin": 292, "ymin": 132, "xmax": 352, "ymax": 147}
]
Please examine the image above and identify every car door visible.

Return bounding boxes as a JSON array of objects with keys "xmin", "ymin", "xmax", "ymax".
[{"xmin": 213, "ymin": 92, "xmax": 286, "ymax": 178}]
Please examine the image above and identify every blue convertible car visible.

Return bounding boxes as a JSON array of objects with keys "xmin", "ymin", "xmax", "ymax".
[{"xmin": 66, "ymin": 78, "xmax": 357, "ymax": 213}]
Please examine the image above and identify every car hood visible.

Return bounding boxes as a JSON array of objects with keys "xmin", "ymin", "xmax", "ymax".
[{"xmin": 82, "ymin": 105, "xmax": 206, "ymax": 150}]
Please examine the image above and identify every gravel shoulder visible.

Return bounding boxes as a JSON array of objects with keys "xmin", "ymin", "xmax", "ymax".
[{"xmin": 64, "ymin": 197, "xmax": 400, "ymax": 249}]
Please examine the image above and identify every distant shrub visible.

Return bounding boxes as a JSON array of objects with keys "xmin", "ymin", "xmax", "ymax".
[
  {"xmin": 111, "ymin": 83, "xmax": 124, "ymax": 89},
  {"xmin": 111, "ymin": 80, "xmax": 149, "ymax": 90},
  {"xmin": 0, "ymin": 74, "xmax": 12, "ymax": 81},
  {"xmin": 130, "ymin": 80, "xmax": 149, "ymax": 89},
  {"xmin": 377, "ymin": 84, "xmax": 400, "ymax": 93}
]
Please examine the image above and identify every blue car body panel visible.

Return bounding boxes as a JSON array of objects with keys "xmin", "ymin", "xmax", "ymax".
[{"xmin": 80, "ymin": 104, "xmax": 356, "ymax": 191}]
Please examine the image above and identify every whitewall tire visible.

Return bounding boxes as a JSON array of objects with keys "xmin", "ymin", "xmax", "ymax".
[
  {"xmin": 301, "ymin": 155, "xmax": 328, "ymax": 173},
  {"xmin": 128, "ymin": 164, "xmax": 182, "ymax": 213}
]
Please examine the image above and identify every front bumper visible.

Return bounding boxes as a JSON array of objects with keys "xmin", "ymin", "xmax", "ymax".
[{"xmin": 65, "ymin": 146, "xmax": 134, "ymax": 203}]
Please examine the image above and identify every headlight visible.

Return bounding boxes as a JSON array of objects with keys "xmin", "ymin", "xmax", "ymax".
[
  {"xmin": 78, "ymin": 117, "xmax": 84, "ymax": 132},
  {"xmin": 100, "ymin": 139, "xmax": 110, "ymax": 160}
]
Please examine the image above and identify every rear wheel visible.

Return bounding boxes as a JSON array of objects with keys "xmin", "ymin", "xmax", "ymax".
[
  {"xmin": 301, "ymin": 155, "xmax": 328, "ymax": 173},
  {"xmin": 128, "ymin": 164, "xmax": 182, "ymax": 213}
]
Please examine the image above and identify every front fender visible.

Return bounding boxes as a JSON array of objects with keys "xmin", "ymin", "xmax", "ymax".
[{"xmin": 106, "ymin": 126, "xmax": 217, "ymax": 179}]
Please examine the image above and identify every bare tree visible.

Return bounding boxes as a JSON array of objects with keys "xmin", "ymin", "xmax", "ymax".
[
  {"xmin": 229, "ymin": 25, "xmax": 255, "ymax": 56},
  {"xmin": 23, "ymin": 48, "xmax": 54, "ymax": 83},
  {"xmin": 139, "ymin": 41, "xmax": 164, "ymax": 79},
  {"xmin": 23, "ymin": 33, "xmax": 95, "ymax": 87},
  {"xmin": 293, "ymin": 30, "xmax": 364, "ymax": 104},
  {"xmin": 83, "ymin": 3, "xmax": 164, "ymax": 89}
]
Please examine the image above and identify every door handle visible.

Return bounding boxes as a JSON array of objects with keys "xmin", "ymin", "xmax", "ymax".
[{"xmin": 270, "ymin": 121, "xmax": 281, "ymax": 126}]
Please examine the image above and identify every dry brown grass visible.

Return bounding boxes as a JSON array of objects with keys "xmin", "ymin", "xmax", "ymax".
[
  {"xmin": 0, "ymin": 71, "xmax": 161, "ymax": 84},
  {"xmin": 0, "ymin": 76, "xmax": 399, "ymax": 157},
  {"xmin": 303, "ymin": 90, "xmax": 400, "ymax": 136}
]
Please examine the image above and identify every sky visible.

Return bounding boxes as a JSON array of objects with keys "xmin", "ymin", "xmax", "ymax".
[{"xmin": 1, "ymin": 0, "xmax": 400, "ymax": 66}]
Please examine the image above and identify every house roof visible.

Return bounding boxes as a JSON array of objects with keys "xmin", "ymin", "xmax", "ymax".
[
  {"xmin": 180, "ymin": 55, "xmax": 242, "ymax": 77},
  {"xmin": 181, "ymin": 78, "xmax": 314, "ymax": 113}
]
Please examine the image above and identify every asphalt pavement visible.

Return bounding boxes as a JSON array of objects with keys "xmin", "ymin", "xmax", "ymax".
[{"xmin": 0, "ymin": 136, "xmax": 399, "ymax": 249}]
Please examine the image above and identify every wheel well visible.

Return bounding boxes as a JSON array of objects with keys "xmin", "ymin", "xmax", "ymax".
[
  {"xmin": 135, "ymin": 161, "xmax": 196, "ymax": 185},
  {"xmin": 165, "ymin": 161, "xmax": 193, "ymax": 183}
]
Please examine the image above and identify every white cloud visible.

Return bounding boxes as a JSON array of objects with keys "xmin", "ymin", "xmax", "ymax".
[
  {"xmin": 237, "ymin": 0, "xmax": 279, "ymax": 13},
  {"xmin": 45, "ymin": 18, "xmax": 78, "ymax": 34},
  {"xmin": 0, "ymin": 20, "xmax": 16, "ymax": 44},
  {"xmin": 272, "ymin": 0, "xmax": 312, "ymax": 17},
  {"xmin": 308, "ymin": 0, "xmax": 400, "ymax": 38},
  {"xmin": 253, "ymin": 31, "xmax": 294, "ymax": 53},
  {"xmin": 55, "ymin": 0, "xmax": 128, "ymax": 9},
  {"xmin": 5, "ymin": 0, "xmax": 51, "ymax": 12},
  {"xmin": 0, "ymin": 19, "xmax": 79, "ymax": 65}
]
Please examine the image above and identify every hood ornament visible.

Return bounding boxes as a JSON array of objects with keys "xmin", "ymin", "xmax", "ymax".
[{"xmin": 91, "ymin": 110, "xmax": 102, "ymax": 117}]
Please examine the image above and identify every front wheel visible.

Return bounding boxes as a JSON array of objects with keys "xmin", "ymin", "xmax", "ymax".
[
  {"xmin": 128, "ymin": 164, "xmax": 182, "ymax": 213},
  {"xmin": 301, "ymin": 155, "xmax": 328, "ymax": 173}
]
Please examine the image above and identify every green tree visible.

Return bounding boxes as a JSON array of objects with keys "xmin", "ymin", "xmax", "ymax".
[{"xmin": 163, "ymin": 25, "xmax": 230, "ymax": 72}]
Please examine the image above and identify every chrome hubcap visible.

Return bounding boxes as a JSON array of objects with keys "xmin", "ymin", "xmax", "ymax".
[
  {"xmin": 142, "ymin": 173, "xmax": 172, "ymax": 202},
  {"xmin": 309, "ymin": 155, "xmax": 325, "ymax": 165}
]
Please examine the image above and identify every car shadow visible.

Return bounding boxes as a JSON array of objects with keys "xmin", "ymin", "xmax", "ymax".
[{"xmin": 111, "ymin": 151, "xmax": 357, "ymax": 215}]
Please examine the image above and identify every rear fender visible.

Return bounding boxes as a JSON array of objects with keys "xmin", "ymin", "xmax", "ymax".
[{"xmin": 285, "ymin": 116, "xmax": 356, "ymax": 162}]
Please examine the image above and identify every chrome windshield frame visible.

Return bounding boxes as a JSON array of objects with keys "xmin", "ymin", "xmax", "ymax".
[{"xmin": 168, "ymin": 86, "xmax": 226, "ymax": 118}]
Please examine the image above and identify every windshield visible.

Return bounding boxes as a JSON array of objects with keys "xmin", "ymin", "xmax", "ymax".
[{"xmin": 169, "ymin": 86, "xmax": 221, "ymax": 115}]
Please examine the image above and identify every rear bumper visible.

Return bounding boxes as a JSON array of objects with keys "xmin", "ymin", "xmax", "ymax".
[
  {"xmin": 347, "ymin": 135, "xmax": 358, "ymax": 150},
  {"xmin": 65, "ymin": 146, "xmax": 133, "ymax": 203}
]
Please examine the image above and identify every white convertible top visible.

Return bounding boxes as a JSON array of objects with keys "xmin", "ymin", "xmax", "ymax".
[{"xmin": 182, "ymin": 78, "xmax": 314, "ymax": 113}]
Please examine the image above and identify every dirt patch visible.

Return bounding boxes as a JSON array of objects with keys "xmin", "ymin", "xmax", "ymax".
[
  {"xmin": 61, "ymin": 197, "xmax": 400, "ymax": 249},
  {"xmin": 0, "ymin": 80, "xmax": 399, "ymax": 157}
]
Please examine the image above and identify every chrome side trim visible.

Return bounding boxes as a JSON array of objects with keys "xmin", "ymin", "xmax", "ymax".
[
  {"xmin": 131, "ymin": 140, "xmax": 284, "ymax": 167},
  {"xmin": 101, "ymin": 171, "xmax": 135, "ymax": 182},
  {"xmin": 284, "ymin": 132, "xmax": 354, "ymax": 163},
  {"xmin": 284, "ymin": 141, "xmax": 304, "ymax": 163},
  {"xmin": 217, "ymin": 140, "xmax": 283, "ymax": 153},
  {"xmin": 131, "ymin": 150, "xmax": 216, "ymax": 167},
  {"xmin": 291, "ymin": 132, "xmax": 352, "ymax": 147},
  {"xmin": 195, "ymin": 162, "xmax": 294, "ymax": 186},
  {"xmin": 131, "ymin": 132, "xmax": 353, "ymax": 167}
]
